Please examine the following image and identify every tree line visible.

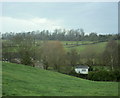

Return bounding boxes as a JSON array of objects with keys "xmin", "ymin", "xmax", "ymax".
[{"xmin": 2, "ymin": 28, "xmax": 119, "ymax": 41}]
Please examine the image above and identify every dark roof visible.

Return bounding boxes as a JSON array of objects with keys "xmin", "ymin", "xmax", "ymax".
[{"xmin": 75, "ymin": 65, "xmax": 89, "ymax": 69}]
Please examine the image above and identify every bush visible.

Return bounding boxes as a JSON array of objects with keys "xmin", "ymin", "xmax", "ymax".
[
  {"xmin": 68, "ymin": 68, "xmax": 120, "ymax": 82},
  {"xmin": 88, "ymin": 66, "xmax": 93, "ymax": 71},
  {"xmin": 88, "ymin": 70, "xmax": 120, "ymax": 81},
  {"xmin": 20, "ymin": 51, "xmax": 33, "ymax": 66},
  {"xmin": 112, "ymin": 69, "xmax": 120, "ymax": 81}
]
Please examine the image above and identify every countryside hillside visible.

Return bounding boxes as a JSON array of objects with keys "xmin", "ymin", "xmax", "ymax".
[
  {"xmin": 2, "ymin": 62, "xmax": 118, "ymax": 96},
  {"xmin": 1, "ymin": 29, "xmax": 120, "ymax": 96},
  {"xmin": 1, "ymin": 2, "xmax": 119, "ymax": 96}
]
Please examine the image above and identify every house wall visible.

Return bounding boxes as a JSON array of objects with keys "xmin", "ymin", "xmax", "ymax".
[{"xmin": 75, "ymin": 68, "xmax": 88, "ymax": 74}]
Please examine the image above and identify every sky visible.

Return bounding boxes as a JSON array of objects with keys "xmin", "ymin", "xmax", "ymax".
[{"xmin": 0, "ymin": 2, "xmax": 118, "ymax": 34}]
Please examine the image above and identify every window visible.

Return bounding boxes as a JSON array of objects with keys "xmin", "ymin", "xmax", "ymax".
[{"xmin": 82, "ymin": 69, "xmax": 86, "ymax": 71}]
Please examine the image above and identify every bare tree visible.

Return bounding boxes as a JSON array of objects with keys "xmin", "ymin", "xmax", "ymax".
[
  {"xmin": 41, "ymin": 41, "xmax": 66, "ymax": 71},
  {"xmin": 103, "ymin": 40, "xmax": 118, "ymax": 70},
  {"xmin": 67, "ymin": 48, "xmax": 80, "ymax": 67},
  {"xmin": 80, "ymin": 45, "xmax": 97, "ymax": 66}
]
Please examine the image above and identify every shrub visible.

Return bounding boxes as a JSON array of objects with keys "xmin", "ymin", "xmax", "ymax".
[
  {"xmin": 68, "ymin": 68, "xmax": 120, "ymax": 82},
  {"xmin": 88, "ymin": 70, "xmax": 120, "ymax": 81},
  {"xmin": 88, "ymin": 66, "xmax": 93, "ymax": 71},
  {"xmin": 112, "ymin": 69, "xmax": 120, "ymax": 81}
]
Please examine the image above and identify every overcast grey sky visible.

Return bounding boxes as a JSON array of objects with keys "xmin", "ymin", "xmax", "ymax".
[{"xmin": 0, "ymin": 2, "xmax": 118, "ymax": 34}]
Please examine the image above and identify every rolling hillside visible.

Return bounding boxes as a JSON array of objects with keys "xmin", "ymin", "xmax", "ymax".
[
  {"xmin": 2, "ymin": 62, "xmax": 118, "ymax": 96},
  {"xmin": 64, "ymin": 41, "xmax": 107, "ymax": 53}
]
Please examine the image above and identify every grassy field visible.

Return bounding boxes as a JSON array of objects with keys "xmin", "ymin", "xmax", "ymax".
[
  {"xmin": 2, "ymin": 40, "xmax": 107, "ymax": 53},
  {"xmin": 64, "ymin": 41, "xmax": 107, "ymax": 53},
  {"xmin": 2, "ymin": 62, "xmax": 118, "ymax": 96},
  {"xmin": 61, "ymin": 41, "xmax": 94, "ymax": 45}
]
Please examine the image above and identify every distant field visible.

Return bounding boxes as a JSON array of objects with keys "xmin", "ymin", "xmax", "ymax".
[
  {"xmin": 2, "ymin": 40, "xmax": 100, "ymax": 52},
  {"xmin": 2, "ymin": 40, "xmax": 119, "ymax": 54},
  {"xmin": 64, "ymin": 41, "xmax": 107, "ymax": 53},
  {"xmin": 61, "ymin": 41, "xmax": 94, "ymax": 45},
  {"xmin": 2, "ymin": 62, "xmax": 118, "ymax": 96}
]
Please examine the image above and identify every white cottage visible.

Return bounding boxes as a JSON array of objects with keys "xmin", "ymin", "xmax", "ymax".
[{"xmin": 75, "ymin": 65, "xmax": 89, "ymax": 74}]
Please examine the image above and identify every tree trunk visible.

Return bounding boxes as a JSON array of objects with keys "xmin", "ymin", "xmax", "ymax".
[{"xmin": 111, "ymin": 56, "xmax": 114, "ymax": 70}]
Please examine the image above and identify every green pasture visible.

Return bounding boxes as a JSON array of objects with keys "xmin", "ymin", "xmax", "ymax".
[{"xmin": 2, "ymin": 62, "xmax": 118, "ymax": 96}]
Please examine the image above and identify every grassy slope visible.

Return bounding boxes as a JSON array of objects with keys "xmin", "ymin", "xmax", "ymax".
[
  {"xmin": 64, "ymin": 42, "xmax": 107, "ymax": 53},
  {"xmin": 2, "ymin": 62, "xmax": 118, "ymax": 96}
]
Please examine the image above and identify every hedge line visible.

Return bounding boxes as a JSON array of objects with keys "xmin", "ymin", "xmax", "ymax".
[
  {"xmin": 69, "ymin": 69, "xmax": 120, "ymax": 81},
  {"xmin": 88, "ymin": 70, "xmax": 120, "ymax": 81}
]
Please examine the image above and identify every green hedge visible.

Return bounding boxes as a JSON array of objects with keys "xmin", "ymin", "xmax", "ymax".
[
  {"xmin": 88, "ymin": 70, "xmax": 120, "ymax": 81},
  {"xmin": 68, "ymin": 68, "xmax": 120, "ymax": 81}
]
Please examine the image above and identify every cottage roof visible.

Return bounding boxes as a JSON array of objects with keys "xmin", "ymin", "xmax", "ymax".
[{"xmin": 75, "ymin": 65, "xmax": 89, "ymax": 69}]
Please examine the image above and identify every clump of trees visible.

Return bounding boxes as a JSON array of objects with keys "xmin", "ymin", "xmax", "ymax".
[
  {"xmin": 2, "ymin": 33, "xmax": 36, "ymax": 66},
  {"xmin": 40, "ymin": 41, "xmax": 66, "ymax": 71}
]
